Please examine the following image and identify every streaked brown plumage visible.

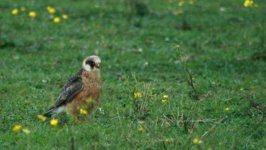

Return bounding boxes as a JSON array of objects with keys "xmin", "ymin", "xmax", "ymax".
[
  {"xmin": 43, "ymin": 55, "xmax": 101, "ymax": 119},
  {"xmin": 67, "ymin": 69, "xmax": 100, "ymax": 116}
]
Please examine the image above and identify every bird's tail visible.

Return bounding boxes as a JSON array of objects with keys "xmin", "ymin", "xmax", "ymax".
[
  {"xmin": 43, "ymin": 106, "xmax": 65, "ymax": 118},
  {"xmin": 43, "ymin": 107, "xmax": 57, "ymax": 118}
]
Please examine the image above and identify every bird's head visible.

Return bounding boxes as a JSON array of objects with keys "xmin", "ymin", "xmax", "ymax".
[{"xmin": 82, "ymin": 55, "xmax": 101, "ymax": 71}]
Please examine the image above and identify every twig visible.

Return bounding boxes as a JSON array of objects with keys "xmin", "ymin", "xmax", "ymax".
[
  {"xmin": 185, "ymin": 69, "xmax": 200, "ymax": 100},
  {"xmin": 190, "ymin": 118, "xmax": 221, "ymax": 123},
  {"xmin": 186, "ymin": 69, "xmax": 197, "ymax": 93}
]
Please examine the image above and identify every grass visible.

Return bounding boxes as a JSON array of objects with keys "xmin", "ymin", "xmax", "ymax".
[{"xmin": 0, "ymin": 0, "xmax": 266, "ymax": 149}]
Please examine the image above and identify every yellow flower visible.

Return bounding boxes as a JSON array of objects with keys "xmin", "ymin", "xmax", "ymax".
[
  {"xmin": 178, "ymin": 1, "xmax": 185, "ymax": 7},
  {"xmin": 189, "ymin": 0, "xmax": 194, "ymax": 5},
  {"xmin": 29, "ymin": 11, "xmax": 37, "ymax": 18},
  {"xmin": 53, "ymin": 17, "xmax": 60, "ymax": 23},
  {"xmin": 11, "ymin": 9, "xmax": 19, "ymax": 16},
  {"xmin": 50, "ymin": 119, "xmax": 59, "ymax": 126},
  {"xmin": 198, "ymin": 139, "xmax": 203, "ymax": 144},
  {"xmin": 224, "ymin": 107, "xmax": 230, "ymax": 112},
  {"xmin": 192, "ymin": 137, "xmax": 203, "ymax": 144},
  {"xmin": 162, "ymin": 95, "xmax": 169, "ymax": 103},
  {"xmin": 163, "ymin": 95, "xmax": 169, "ymax": 99},
  {"xmin": 62, "ymin": 14, "xmax": 68, "ymax": 19},
  {"xmin": 37, "ymin": 115, "xmax": 47, "ymax": 121},
  {"xmin": 22, "ymin": 128, "xmax": 31, "ymax": 135},
  {"xmin": 134, "ymin": 91, "xmax": 142, "ymax": 98},
  {"xmin": 243, "ymin": 0, "xmax": 254, "ymax": 7},
  {"xmin": 86, "ymin": 98, "xmax": 95, "ymax": 104},
  {"xmin": 47, "ymin": 6, "xmax": 56, "ymax": 14},
  {"xmin": 138, "ymin": 126, "xmax": 145, "ymax": 133},
  {"xmin": 80, "ymin": 108, "xmax": 88, "ymax": 115},
  {"xmin": 175, "ymin": 10, "xmax": 184, "ymax": 16},
  {"xmin": 20, "ymin": 6, "xmax": 26, "ymax": 12},
  {"xmin": 12, "ymin": 124, "xmax": 22, "ymax": 132},
  {"xmin": 164, "ymin": 138, "xmax": 174, "ymax": 144},
  {"xmin": 161, "ymin": 99, "xmax": 168, "ymax": 103}
]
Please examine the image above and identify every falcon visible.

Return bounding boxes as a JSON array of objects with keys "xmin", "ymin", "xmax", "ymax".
[{"xmin": 43, "ymin": 55, "xmax": 101, "ymax": 119}]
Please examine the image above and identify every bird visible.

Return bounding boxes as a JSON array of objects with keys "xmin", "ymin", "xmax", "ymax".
[{"xmin": 43, "ymin": 55, "xmax": 101, "ymax": 119}]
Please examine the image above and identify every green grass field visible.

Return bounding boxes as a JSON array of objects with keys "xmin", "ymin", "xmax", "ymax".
[{"xmin": 1, "ymin": 0, "xmax": 266, "ymax": 149}]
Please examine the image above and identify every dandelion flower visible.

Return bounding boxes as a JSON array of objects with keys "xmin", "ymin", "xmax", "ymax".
[
  {"xmin": 161, "ymin": 95, "xmax": 169, "ymax": 103},
  {"xmin": 224, "ymin": 107, "xmax": 230, "ymax": 112},
  {"xmin": 86, "ymin": 98, "xmax": 95, "ymax": 104},
  {"xmin": 189, "ymin": 0, "xmax": 194, "ymax": 5},
  {"xmin": 134, "ymin": 91, "xmax": 142, "ymax": 98},
  {"xmin": 11, "ymin": 9, "xmax": 19, "ymax": 16},
  {"xmin": 80, "ymin": 108, "xmax": 88, "ymax": 115},
  {"xmin": 163, "ymin": 95, "xmax": 169, "ymax": 99},
  {"xmin": 192, "ymin": 137, "xmax": 203, "ymax": 144},
  {"xmin": 62, "ymin": 14, "xmax": 68, "ymax": 19},
  {"xmin": 22, "ymin": 128, "xmax": 31, "ymax": 135},
  {"xmin": 198, "ymin": 139, "xmax": 203, "ymax": 144},
  {"xmin": 161, "ymin": 99, "xmax": 168, "ymax": 103},
  {"xmin": 47, "ymin": 6, "xmax": 56, "ymax": 14},
  {"xmin": 138, "ymin": 126, "xmax": 145, "ymax": 133},
  {"xmin": 37, "ymin": 115, "xmax": 47, "ymax": 121},
  {"xmin": 178, "ymin": 1, "xmax": 185, "ymax": 7},
  {"xmin": 29, "ymin": 11, "xmax": 37, "ymax": 18},
  {"xmin": 53, "ymin": 17, "xmax": 60, "ymax": 23},
  {"xmin": 50, "ymin": 119, "xmax": 59, "ymax": 126},
  {"xmin": 47, "ymin": 6, "xmax": 52, "ymax": 10},
  {"xmin": 20, "ymin": 6, "xmax": 26, "ymax": 12},
  {"xmin": 12, "ymin": 124, "xmax": 22, "ymax": 132},
  {"xmin": 175, "ymin": 10, "xmax": 184, "ymax": 16},
  {"xmin": 243, "ymin": 0, "xmax": 254, "ymax": 7},
  {"xmin": 164, "ymin": 138, "xmax": 174, "ymax": 144}
]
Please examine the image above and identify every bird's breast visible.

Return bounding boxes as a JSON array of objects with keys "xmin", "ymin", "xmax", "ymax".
[
  {"xmin": 81, "ymin": 71, "xmax": 100, "ymax": 99},
  {"xmin": 66, "ymin": 71, "xmax": 100, "ymax": 116}
]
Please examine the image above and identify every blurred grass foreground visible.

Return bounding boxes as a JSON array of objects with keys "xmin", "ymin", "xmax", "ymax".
[{"xmin": 0, "ymin": 0, "xmax": 266, "ymax": 149}]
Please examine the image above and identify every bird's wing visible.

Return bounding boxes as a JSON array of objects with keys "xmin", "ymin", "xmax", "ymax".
[
  {"xmin": 62, "ymin": 69, "xmax": 83, "ymax": 90},
  {"xmin": 55, "ymin": 70, "xmax": 83, "ymax": 107}
]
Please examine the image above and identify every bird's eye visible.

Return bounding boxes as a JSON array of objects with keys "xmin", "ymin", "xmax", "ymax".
[
  {"xmin": 86, "ymin": 60, "xmax": 92, "ymax": 64},
  {"xmin": 86, "ymin": 60, "xmax": 95, "ymax": 67}
]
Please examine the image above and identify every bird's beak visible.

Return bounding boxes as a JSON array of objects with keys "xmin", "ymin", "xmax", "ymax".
[{"xmin": 95, "ymin": 63, "xmax": 100, "ymax": 68}]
